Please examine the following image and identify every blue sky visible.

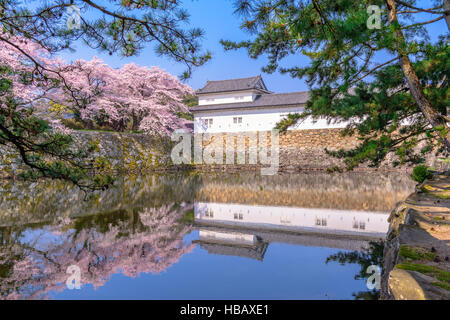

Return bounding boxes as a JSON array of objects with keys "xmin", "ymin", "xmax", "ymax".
[
  {"xmin": 60, "ymin": 0, "xmax": 309, "ymax": 93},
  {"xmin": 54, "ymin": 230, "xmax": 369, "ymax": 300},
  {"xmin": 59, "ymin": 0, "xmax": 447, "ymax": 93}
]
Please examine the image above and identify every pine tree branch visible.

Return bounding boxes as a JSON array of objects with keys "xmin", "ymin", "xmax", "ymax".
[
  {"xmin": 395, "ymin": 1, "xmax": 444, "ymax": 14},
  {"xmin": 82, "ymin": 0, "xmax": 200, "ymax": 70},
  {"xmin": 350, "ymin": 57, "xmax": 400, "ymax": 85},
  {"xmin": 402, "ymin": 16, "xmax": 445, "ymax": 29}
]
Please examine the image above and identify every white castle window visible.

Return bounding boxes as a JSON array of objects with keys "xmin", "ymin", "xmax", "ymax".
[
  {"xmin": 353, "ymin": 221, "xmax": 366, "ymax": 229},
  {"xmin": 205, "ymin": 209, "xmax": 214, "ymax": 218},
  {"xmin": 203, "ymin": 118, "xmax": 213, "ymax": 128}
]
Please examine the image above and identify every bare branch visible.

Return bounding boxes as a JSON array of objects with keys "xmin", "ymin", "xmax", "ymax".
[{"xmin": 395, "ymin": 1, "xmax": 444, "ymax": 14}]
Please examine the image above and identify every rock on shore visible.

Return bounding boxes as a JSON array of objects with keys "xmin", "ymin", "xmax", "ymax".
[{"xmin": 381, "ymin": 171, "xmax": 450, "ymax": 300}]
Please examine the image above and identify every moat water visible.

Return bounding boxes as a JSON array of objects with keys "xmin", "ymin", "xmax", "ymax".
[{"xmin": 0, "ymin": 172, "xmax": 415, "ymax": 299}]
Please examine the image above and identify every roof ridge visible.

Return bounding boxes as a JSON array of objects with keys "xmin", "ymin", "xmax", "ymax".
[
  {"xmin": 206, "ymin": 75, "xmax": 260, "ymax": 83},
  {"xmin": 268, "ymin": 91, "xmax": 309, "ymax": 95},
  {"xmin": 190, "ymin": 90, "xmax": 309, "ymax": 111}
]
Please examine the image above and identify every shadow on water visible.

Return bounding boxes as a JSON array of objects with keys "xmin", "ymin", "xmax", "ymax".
[
  {"xmin": 0, "ymin": 172, "xmax": 414, "ymax": 299},
  {"xmin": 325, "ymin": 241, "xmax": 385, "ymax": 300}
]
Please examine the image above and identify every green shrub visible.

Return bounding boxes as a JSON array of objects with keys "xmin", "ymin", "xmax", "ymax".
[
  {"xmin": 411, "ymin": 165, "xmax": 432, "ymax": 183},
  {"xmin": 398, "ymin": 245, "xmax": 435, "ymax": 261},
  {"xmin": 61, "ymin": 118, "xmax": 88, "ymax": 130}
]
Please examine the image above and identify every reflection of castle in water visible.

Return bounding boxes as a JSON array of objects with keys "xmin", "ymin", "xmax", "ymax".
[{"xmin": 193, "ymin": 202, "xmax": 389, "ymax": 261}]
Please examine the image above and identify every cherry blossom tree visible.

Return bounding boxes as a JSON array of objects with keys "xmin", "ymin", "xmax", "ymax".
[
  {"xmin": 0, "ymin": 0, "xmax": 208, "ymax": 187},
  {"xmin": 0, "ymin": 34, "xmax": 113, "ymax": 190},
  {"xmin": 0, "ymin": 32, "xmax": 193, "ymax": 189},
  {"xmin": 50, "ymin": 58, "xmax": 194, "ymax": 135}
]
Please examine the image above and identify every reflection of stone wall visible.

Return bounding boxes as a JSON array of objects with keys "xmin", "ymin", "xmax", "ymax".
[
  {"xmin": 0, "ymin": 172, "xmax": 415, "ymax": 226},
  {"xmin": 0, "ymin": 174, "xmax": 198, "ymax": 227},
  {"xmin": 195, "ymin": 172, "xmax": 416, "ymax": 212}
]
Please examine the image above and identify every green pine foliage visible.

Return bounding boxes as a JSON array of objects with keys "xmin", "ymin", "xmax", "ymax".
[
  {"xmin": 0, "ymin": 67, "xmax": 114, "ymax": 191},
  {"xmin": 411, "ymin": 164, "xmax": 433, "ymax": 183},
  {"xmin": 223, "ymin": 0, "xmax": 449, "ymax": 168},
  {"xmin": 0, "ymin": 0, "xmax": 209, "ymax": 190}
]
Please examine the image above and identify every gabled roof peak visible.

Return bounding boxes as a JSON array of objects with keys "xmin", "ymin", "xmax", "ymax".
[
  {"xmin": 197, "ymin": 75, "xmax": 271, "ymax": 94},
  {"xmin": 190, "ymin": 91, "xmax": 309, "ymax": 112}
]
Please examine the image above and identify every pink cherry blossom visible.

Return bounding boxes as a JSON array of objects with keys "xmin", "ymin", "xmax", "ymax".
[
  {"xmin": 1, "ymin": 203, "xmax": 195, "ymax": 300},
  {"xmin": 0, "ymin": 34, "xmax": 193, "ymax": 135}
]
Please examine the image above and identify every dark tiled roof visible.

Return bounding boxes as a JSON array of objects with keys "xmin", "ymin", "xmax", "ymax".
[
  {"xmin": 193, "ymin": 240, "xmax": 269, "ymax": 261},
  {"xmin": 190, "ymin": 91, "xmax": 310, "ymax": 112},
  {"xmin": 196, "ymin": 75, "xmax": 270, "ymax": 94},
  {"xmin": 194, "ymin": 225, "xmax": 378, "ymax": 252}
]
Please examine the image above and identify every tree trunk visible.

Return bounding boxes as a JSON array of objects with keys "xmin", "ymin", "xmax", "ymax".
[
  {"xmin": 131, "ymin": 111, "xmax": 140, "ymax": 131},
  {"xmin": 444, "ymin": 0, "xmax": 450, "ymax": 31},
  {"xmin": 387, "ymin": 0, "xmax": 450, "ymax": 151}
]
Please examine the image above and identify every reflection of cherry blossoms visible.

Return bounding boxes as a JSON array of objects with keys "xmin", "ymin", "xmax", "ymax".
[{"xmin": 0, "ymin": 203, "xmax": 194, "ymax": 300}]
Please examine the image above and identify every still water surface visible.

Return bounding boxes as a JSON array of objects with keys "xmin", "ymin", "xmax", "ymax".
[{"xmin": 0, "ymin": 172, "xmax": 415, "ymax": 299}]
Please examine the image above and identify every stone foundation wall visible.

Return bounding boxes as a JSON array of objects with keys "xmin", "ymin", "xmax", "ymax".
[
  {"xmin": 279, "ymin": 129, "xmax": 359, "ymax": 170},
  {"xmin": 196, "ymin": 129, "xmax": 448, "ymax": 172},
  {"xmin": 280, "ymin": 128, "xmax": 360, "ymax": 150},
  {"xmin": 0, "ymin": 131, "xmax": 175, "ymax": 178},
  {"xmin": 1, "ymin": 129, "xmax": 447, "ymax": 177}
]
